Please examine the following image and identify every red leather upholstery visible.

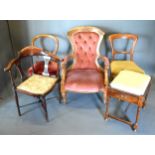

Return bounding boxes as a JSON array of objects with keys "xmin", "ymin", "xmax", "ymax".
[
  {"xmin": 65, "ymin": 69, "xmax": 105, "ymax": 92},
  {"xmin": 28, "ymin": 61, "xmax": 58, "ymax": 76},
  {"xmin": 72, "ymin": 32, "xmax": 99, "ymax": 70}
]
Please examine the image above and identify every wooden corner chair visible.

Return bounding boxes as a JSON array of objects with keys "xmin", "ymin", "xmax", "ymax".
[
  {"xmin": 28, "ymin": 34, "xmax": 60, "ymax": 77},
  {"xmin": 109, "ymin": 33, "xmax": 145, "ymax": 79},
  {"xmin": 4, "ymin": 46, "xmax": 60, "ymax": 121},
  {"xmin": 61, "ymin": 26, "xmax": 110, "ymax": 105}
]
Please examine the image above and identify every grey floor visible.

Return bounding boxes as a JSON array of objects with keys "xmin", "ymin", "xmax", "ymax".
[{"xmin": 0, "ymin": 78, "xmax": 155, "ymax": 135}]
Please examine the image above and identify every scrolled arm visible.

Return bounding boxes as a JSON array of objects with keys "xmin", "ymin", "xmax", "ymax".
[{"xmin": 4, "ymin": 58, "xmax": 18, "ymax": 72}]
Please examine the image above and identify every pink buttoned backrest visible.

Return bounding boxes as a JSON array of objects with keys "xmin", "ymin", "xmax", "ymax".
[{"xmin": 68, "ymin": 27, "xmax": 105, "ymax": 70}]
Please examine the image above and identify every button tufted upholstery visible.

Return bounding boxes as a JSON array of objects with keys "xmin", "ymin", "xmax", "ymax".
[{"xmin": 72, "ymin": 32, "xmax": 99, "ymax": 70}]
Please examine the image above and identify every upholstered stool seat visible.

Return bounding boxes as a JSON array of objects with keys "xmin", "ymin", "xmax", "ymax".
[
  {"xmin": 110, "ymin": 70, "xmax": 151, "ymax": 96},
  {"xmin": 105, "ymin": 70, "xmax": 151, "ymax": 131},
  {"xmin": 111, "ymin": 60, "xmax": 145, "ymax": 78},
  {"xmin": 65, "ymin": 69, "xmax": 105, "ymax": 93},
  {"xmin": 17, "ymin": 74, "xmax": 58, "ymax": 95}
]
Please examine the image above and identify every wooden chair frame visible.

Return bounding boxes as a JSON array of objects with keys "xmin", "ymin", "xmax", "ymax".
[
  {"xmin": 61, "ymin": 26, "xmax": 110, "ymax": 104},
  {"xmin": 104, "ymin": 80, "xmax": 151, "ymax": 131},
  {"xmin": 4, "ymin": 46, "xmax": 60, "ymax": 121},
  {"xmin": 32, "ymin": 34, "xmax": 59, "ymax": 55},
  {"xmin": 109, "ymin": 33, "xmax": 138, "ymax": 61}
]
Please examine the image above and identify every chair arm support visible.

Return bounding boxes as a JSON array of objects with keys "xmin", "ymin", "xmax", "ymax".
[
  {"xmin": 99, "ymin": 55, "xmax": 110, "ymax": 70},
  {"xmin": 62, "ymin": 54, "xmax": 74, "ymax": 66},
  {"xmin": 60, "ymin": 54, "xmax": 74, "ymax": 94},
  {"xmin": 99, "ymin": 56, "xmax": 110, "ymax": 87}
]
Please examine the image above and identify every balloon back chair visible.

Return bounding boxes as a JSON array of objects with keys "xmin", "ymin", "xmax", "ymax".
[
  {"xmin": 4, "ymin": 46, "xmax": 60, "ymax": 121},
  {"xmin": 109, "ymin": 34, "xmax": 145, "ymax": 79},
  {"xmin": 61, "ymin": 26, "xmax": 110, "ymax": 104},
  {"xmin": 28, "ymin": 34, "xmax": 59, "ymax": 77}
]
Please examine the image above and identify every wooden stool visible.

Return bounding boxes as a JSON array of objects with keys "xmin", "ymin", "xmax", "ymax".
[{"xmin": 104, "ymin": 70, "xmax": 151, "ymax": 131}]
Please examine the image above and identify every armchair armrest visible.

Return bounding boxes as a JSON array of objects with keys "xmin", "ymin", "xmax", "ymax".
[
  {"xmin": 4, "ymin": 58, "xmax": 18, "ymax": 72},
  {"xmin": 98, "ymin": 56, "xmax": 110, "ymax": 87},
  {"xmin": 60, "ymin": 54, "xmax": 74, "ymax": 94}
]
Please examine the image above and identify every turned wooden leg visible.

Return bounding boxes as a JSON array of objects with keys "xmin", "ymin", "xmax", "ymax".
[
  {"xmin": 104, "ymin": 93, "xmax": 110, "ymax": 120},
  {"xmin": 41, "ymin": 96, "xmax": 49, "ymax": 122},
  {"xmin": 62, "ymin": 92, "xmax": 67, "ymax": 104},
  {"xmin": 14, "ymin": 90, "xmax": 21, "ymax": 116},
  {"xmin": 58, "ymin": 83, "xmax": 62, "ymax": 104},
  {"xmin": 132, "ymin": 106, "xmax": 141, "ymax": 131}
]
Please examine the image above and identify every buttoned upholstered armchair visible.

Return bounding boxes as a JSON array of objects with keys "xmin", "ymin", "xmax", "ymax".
[
  {"xmin": 28, "ymin": 34, "xmax": 60, "ymax": 77},
  {"xmin": 61, "ymin": 26, "xmax": 110, "ymax": 104},
  {"xmin": 109, "ymin": 33, "xmax": 145, "ymax": 79}
]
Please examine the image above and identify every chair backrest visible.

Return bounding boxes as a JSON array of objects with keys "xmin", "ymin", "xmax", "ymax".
[
  {"xmin": 67, "ymin": 26, "xmax": 105, "ymax": 70},
  {"xmin": 17, "ymin": 46, "xmax": 55, "ymax": 79},
  {"xmin": 32, "ymin": 34, "xmax": 59, "ymax": 55},
  {"xmin": 108, "ymin": 33, "xmax": 138, "ymax": 61}
]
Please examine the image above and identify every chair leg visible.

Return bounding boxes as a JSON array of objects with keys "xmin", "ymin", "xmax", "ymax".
[
  {"xmin": 58, "ymin": 83, "xmax": 62, "ymax": 103},
  {"xmin": 14, "ymin": 90, "xmax": 21, "ymax": 116},
  {"xmin": 132, "ymin": 106, "xmax": 141, "ymax": 131},
  {"xmin": 62, "ymin": 92, "xmax": 67, "ymax": 104},
  {"xmin": 104, "ymin": 93, "xmax": 110, "ymax": 120},
  {"xmin": 41, "ymin": 96, "xmax": 49, "ymax": 122}
]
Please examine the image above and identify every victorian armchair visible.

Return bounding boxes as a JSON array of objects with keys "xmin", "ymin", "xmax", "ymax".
[
  {"xmin": 109, "ymin": 34, "xmax": 145, "ymax": 79},
  {"xmin": 28, "ymin": 34, "xmax": 60, "ymax": 76},
  {"xmin": 61, "ymin": 26, "xmax": 110, "ymax": 104},
  {"xmin": 4, "ymin": 46, "xmax": 60, "ymax": 121}
]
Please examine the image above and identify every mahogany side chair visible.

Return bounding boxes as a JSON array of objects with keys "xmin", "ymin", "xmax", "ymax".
[
  {"xmin": 28, "ymin": 34, "xmax": 60, "ymax": 77},
  {"xmin": 4, "ymin": 46, "xmax": 60, "ymax": 121},
  {"xmin": 61, "ymin": 26, "xmax": 110, "ymax": 105},
  {"xmin": 108, "ymin": 34, "xmax": 145, "ymax": 79}
]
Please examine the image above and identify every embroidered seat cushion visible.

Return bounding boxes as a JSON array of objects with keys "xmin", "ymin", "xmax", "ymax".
[{"xmin": 17, "ymin": 74, "xmax": 58, "ymax": 95}]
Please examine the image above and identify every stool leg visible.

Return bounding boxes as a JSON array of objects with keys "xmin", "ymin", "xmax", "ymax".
[{"xmin": 132, "ymin": 106, "xmax": 141, "ymax": 131}]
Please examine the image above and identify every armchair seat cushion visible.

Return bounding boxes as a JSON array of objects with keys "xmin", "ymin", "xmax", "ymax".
[
  {"xmin": 65, "ymin": 69, "xmax": 105, "ymax": 93},
  {"xmin": 17, "ymin": 74, "xmax": 58, "ymax": 95},
  {"xmin": 28, "ymin": 61, "xmax": 58, "ymax": 76},
  {"xmin": 111, "ymin": 60, "xmax": 145, "ymax": 77},
  {"xmin": 110, "ymin": 70, "xmax": 151, "ymax": 96}
]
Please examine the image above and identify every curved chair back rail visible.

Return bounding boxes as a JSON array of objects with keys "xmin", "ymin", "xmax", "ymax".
[
  {"xmin": 32, "ymin": 34, "xmax": 59, "ymax": 55},
  {"xmin": 108, "ymin": 33, "xmax": 138, "ymax": 60},
  {"xmin": 29, "ymin": 34, "xmax": 60, "ymax": 77}
]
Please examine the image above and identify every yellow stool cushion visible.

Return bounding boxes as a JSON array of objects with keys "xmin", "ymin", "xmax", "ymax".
[
  {"xmin": 17, "ymin": 74, "xmax": 58, "ymax": 95},
  {"xmin": 111, "ymin": 60, "xmax": 145, "ymax": 77},
  {"xmin": 110, "ymin": 70, "xmax": 151, "ymax": 96}
]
